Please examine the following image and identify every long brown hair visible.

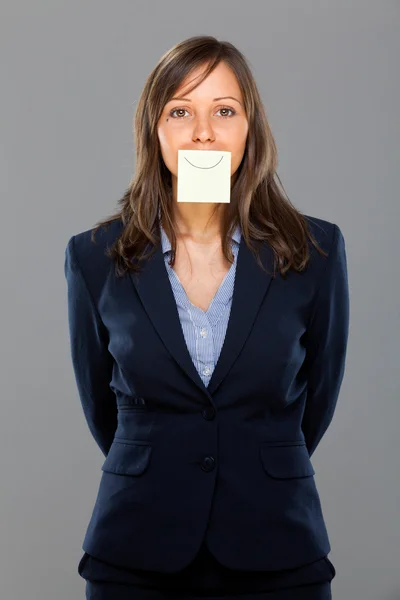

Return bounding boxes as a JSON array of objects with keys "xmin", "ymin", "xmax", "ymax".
[{"xmin": 91, "ymin": 35, "xmax": 327, "ymax": 278}]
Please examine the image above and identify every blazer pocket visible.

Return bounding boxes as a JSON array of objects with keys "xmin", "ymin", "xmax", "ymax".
[
  {"xmin": 101, "ymin": 440, "xmax": 152, "ymax": 476},
  {"xmin": 117, "ymin": 405, "xmax": 149, "ymax": 413},
  {"xmin": 117, "ymin": 395, "xmax": 149, "ymax": 412},
  {"xmin": 260, "ymin": 442, "xmax": 315, "ymax": 479}
]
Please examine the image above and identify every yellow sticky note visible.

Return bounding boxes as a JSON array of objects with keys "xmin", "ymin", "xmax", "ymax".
[{"xmin": 177, "ymin": 150, "xmax": 232, "ymax": 203}]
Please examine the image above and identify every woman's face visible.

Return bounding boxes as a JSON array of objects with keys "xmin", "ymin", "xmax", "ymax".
[{"xmin": 157, "ymin": 61, "xmax": 248, "ymax": 189}]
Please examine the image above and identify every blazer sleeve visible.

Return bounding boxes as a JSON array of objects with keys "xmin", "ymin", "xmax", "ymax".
[
  {"xmin": 64, "ymin": 234, "xmax": 118, "ymax": 458},
  {"xmin": 301, "ymin": 223, "xmax": 350, "ymax": 458}
]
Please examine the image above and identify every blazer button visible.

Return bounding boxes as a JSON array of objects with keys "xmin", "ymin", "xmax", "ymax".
[
  {"xmin": 202, "ymin": 407, "xmax": 216, "ymax": 420},
  {"xmin": 201, "ymin": 456, "xmax": 215, "ymax": 472}
]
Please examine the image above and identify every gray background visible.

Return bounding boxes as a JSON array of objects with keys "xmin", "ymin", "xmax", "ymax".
[{"xmin": 1, "ymin": 1, "xmax": 399, "ymax": 598}]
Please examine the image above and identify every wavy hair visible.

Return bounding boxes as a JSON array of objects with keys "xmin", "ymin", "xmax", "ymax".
[{"xmin": 91, "ymin": 35, "xmax": 327, "ymax": 278}]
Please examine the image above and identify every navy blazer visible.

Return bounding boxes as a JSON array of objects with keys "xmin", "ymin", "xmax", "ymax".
[{"xmin": 64, "ymin": 214, "xmax": 350, "ymax": 573}]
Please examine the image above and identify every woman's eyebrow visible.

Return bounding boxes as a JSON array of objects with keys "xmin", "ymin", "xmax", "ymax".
[{"xmin": 168, "ymin": 95, "xmax": 242, "ymax": 107}]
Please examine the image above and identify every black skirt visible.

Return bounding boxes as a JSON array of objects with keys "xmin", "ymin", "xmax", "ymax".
[{"xmin": 78, "ymin": 539, "xmax": 335, "ymax": 599}]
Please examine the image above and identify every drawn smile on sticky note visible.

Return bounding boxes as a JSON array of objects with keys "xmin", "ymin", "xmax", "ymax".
[{"xmin": 177, "ymin": 149, "xmax": 232, "ymax": 204}]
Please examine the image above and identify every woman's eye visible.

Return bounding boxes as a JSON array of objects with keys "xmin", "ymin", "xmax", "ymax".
[
  {"xmin": 169, "ymin": 108, "xmax": 190, "ymax": 118},
  {"xmin": 168, "ymin": 107, "xmax": 236, "ymax": 119}
]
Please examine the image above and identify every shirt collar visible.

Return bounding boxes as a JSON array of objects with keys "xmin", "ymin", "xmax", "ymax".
[{"xmin": 158, "ymin": 208, "xmax": 241, "ymax": 254}]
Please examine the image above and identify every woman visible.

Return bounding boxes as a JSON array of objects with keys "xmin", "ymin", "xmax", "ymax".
[{"xmin": 64, "ymin": 35, "xmax": 349, "ymax": 599}]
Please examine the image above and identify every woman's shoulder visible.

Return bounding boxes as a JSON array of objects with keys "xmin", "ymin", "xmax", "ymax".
[
  {"xmin": 303, "ymin": 213, "xmax": 344, "ymax": 256},
  {"xmin": 66, "ymin": 218, "xmax": 123, "ymax": 264},
  {"xmin": 304, "ymin": 213, "xmax": 337, "ymax": 239},
  {"xmin": 64, "ymin": 218, "xmax": 124, "ymax": 293}
]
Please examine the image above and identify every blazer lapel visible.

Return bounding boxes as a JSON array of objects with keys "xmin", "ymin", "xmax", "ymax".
[
  {"xmin": 207, "ymin": 238, "xmax": 275, "ymax": 396},
  {"xmin": 128, "ymin": 236, "xmax": 275, "ymax": 399}
]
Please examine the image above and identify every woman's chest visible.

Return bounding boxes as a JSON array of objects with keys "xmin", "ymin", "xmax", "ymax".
[
  {"xmin": 101, "ymin": 246, "xmax": 310, "ymax": 402},
  {"xmin": 171, "ymin": 249, "xmax": 232, "ymax": 312}
]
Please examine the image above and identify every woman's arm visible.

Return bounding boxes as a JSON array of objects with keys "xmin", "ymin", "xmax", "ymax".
[
  {"xmin": 64, "ymin": 235, "xmax": 118, "ymax": 457},
  {"xmin": 301, "ymin": 223, "xmax": 350, "ymax": 457}
]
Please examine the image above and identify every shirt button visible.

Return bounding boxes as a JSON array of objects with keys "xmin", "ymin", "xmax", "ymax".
[
  {"xmin": 200, "ymin": 328, "xmax": 208, "ymax": 338},
  {"xmin": 203, "ymin": 367, "xmax": 212, "ymax": 377}
]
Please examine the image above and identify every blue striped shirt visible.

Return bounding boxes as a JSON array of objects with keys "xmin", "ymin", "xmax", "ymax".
[{"xmin": 159, "ymin": 220, "xmax": 242, "ymax": 388}]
